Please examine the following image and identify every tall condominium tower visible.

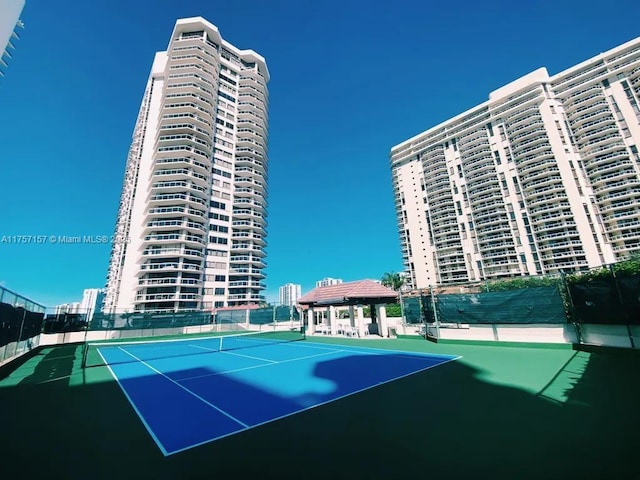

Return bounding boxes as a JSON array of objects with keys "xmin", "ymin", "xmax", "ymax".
[
  {"xmin": 391, "ymin": 38, "xmax": 640, "ymax": 289},
  {"xmin": 278, "ymin": 283, "xmax": 301, "ymax": 306},
  {"xmin": 80, "ymin": 288, "xmax": 105, "ymax": 323},
  {"xmin": 104, "ymin": 17, "xmax": 269, "ymax": 313},
  {"xmin": 0, "ymin": 0, "xmax": 25, "ymax": 76}
]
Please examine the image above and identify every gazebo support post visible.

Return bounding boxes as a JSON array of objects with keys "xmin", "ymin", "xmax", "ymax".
[
  {"xmin": 328, "ymin": 305, "xmax": 337, "ymax": 335},
  {"xmin": 307, "ymin": 308, "xmax": 315, "ymax": 335},
  {"xmin": 369, "ymin": 303, "xmax": 377, "ymax": 335},
  {"xmin": 356, "ymin": 305, "xmax": 365, "ymax": 337},
  {"xmin": 376, "ymin": 304, "xmax": 389, "ymax": 338},
  {"xmin": 348, "ymin": 305, "xmax": 355, "ymax": 333}
]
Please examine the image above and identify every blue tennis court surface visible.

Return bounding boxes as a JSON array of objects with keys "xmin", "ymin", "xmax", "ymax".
[{"xmin": 98, "ymin": 337, "xmax": 460, "ymax": 456}]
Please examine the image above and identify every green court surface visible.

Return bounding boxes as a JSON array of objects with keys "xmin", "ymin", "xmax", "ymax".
[{"xmin": 1, "ymin": 336, "xmax": 638, "ymax": 480}]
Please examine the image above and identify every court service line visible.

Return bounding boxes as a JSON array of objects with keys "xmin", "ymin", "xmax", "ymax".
[
  {"xmin": 188, "ymin": 344, "xmax": 219, "ymax": 352},
  {"xmin": 286, "ymin": 339, "xmax": 461, "ymax": 360},
  {"xmin": 220, "ymin": 350, "xmax": 278, "ymax": 363},
  {"xmin": 178, "ymin": 349, "xmax": 346, "ymax": 383},
  {"xmin": 116, "ymin": 347, "xmax": 249, "ymax": 428},
  {"xmin": 189, "ymin": 343, "xmax": 277, "ymax": 364}
]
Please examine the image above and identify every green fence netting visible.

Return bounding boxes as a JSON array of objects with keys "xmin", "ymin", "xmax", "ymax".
[
  {"xmin": 214, "ymin": 306, "xmax": 301, "ymax": 325},
  {"xmin": 568, "ymin": 275, "xmax": 640, "ymax": 325},
  {"xmin": 402, "ymin": 297, "xmax": 423, "ymax": 324},
  {"xmin": 215, "ymin": 309, "xmax": 248, "ymax": 324},
  {"xmin": 435, "ymin": 286, "xmax": 566, "ymax": 324},
  {"xmin": 87, "ymin": 311, "xmax": 212, "ymax": 330}
]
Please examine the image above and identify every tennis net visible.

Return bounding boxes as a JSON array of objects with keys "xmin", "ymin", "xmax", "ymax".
[{"xmin": 81, "ymin": 328, "xmax": 305, "ymax": 368}]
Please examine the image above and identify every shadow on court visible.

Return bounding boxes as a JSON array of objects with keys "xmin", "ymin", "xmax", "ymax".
[
  {"xmin": 0, "ymin": 344, "xmax": 80, "ymax": 385},
  {"xmin": 0, "ymin": 342, "xmax": 638, "ymax": 480}
]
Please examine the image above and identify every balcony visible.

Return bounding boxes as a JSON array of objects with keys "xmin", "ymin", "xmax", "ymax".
[
  {"xmin": 142, "ymin": 247, "xmax": 204, "ymax": 259},
  {"xmin": 144, "ymin": 233, "xmax": 205, "ymax": 245},
  {"xmin": 138, "ymin": 262, "xmax": 201, "ymax": 275},
  {"xmin": 138, "ymin": 277, "xmax": 202, "ymax": 287}
]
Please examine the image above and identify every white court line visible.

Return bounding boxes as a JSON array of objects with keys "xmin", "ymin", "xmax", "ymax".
[
  {"xmin": 286, "ymin": 339, "xmax": 461, "ymax": 360},
  {"xmin": 220, "ymin": 350, "xmax": 278, "ymax": 363},
  {"xmin": 166, "ymin": 353, "xmax": 462, "ymax": 456},
  {"xmin": 116, "ymin": 347, "xmax": 248, "ymax": 428},
  {"xmin": 178, "ymin": 349, "xmax": 346, "ymax": 383},
  {"xmin": 187, "ymin": 344, "xmax": 220, "ymax": 352},
  {"xmin": 189, "ymin": 343, "xmax": 277, "ymax": 364},
  {"xmin": 188, "ymin": 344, "xmax": 219, "ymax": 352},
  {"xmin": 97, "ymin": 349, "xmax": 170, "ymax": 456}
]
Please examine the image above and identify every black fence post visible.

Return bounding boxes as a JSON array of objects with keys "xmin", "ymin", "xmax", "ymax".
[
  {"xmin": 17, "ymin": 308, "xmax": 27, "ymax": 343},
  {"xmin": 430, "ymin": 285, "xmax": 440, "ymax": 338},
  {"xmin": 610, "ymin": 264, "xmax": 636, "ymax": 349},
  {"xmin": 561, "ymin": 271, "xmax": 582, "ymax": 346}
]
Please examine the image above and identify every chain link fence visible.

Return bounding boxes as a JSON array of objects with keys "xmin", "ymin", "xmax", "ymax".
[{"xmin": 0, "ymin": 286, "xmax": 46, "ymax": 365}]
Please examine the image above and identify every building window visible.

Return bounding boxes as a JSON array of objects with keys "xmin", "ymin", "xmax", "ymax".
[{"xmin": 487, "ymin": 123, "xmax": 494, "ymax": 136}]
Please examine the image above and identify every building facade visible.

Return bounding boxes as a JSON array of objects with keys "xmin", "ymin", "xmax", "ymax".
[
  {"xmin": 315, "ymin": 277, "xmax": 343, "ymax": 288},
  {"xmin": 278, "ymin": 283, "xmax": 301, "ymax": 306},
  {"xmin": 0, "ymin": 0, "xmax": 25, "ymax": 76},
  {"xmin": 391, "ymin": 38, "xmax": 640, "ymax": 289},
  {"xmin": 54, "ymin": 303, "xmax": 81, "ymax": 315},
  {"xmin": 104, "ymin": 17, "xmax": 269, "ymax": 313},
  {"xmin": 80, "ymin": 288, "xmax": 105, "ymax": 323}
]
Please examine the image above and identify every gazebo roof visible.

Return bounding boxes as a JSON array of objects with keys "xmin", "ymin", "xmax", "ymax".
[{"xmin": 298, "ymin": 280, "xmax": 398, "ymax": 307}]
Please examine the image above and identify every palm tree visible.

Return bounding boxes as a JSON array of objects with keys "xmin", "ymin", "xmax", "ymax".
[
  {"xmin": 381, "ymin": 272, "xmax": 407, "ymax": 326},
  {"xmin": 381, "ymin": 272, "xmax": 406, "ymax": 292}
]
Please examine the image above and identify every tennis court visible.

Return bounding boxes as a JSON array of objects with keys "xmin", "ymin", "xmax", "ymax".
[
  {"xmin": 2, "ymin": 334, "xmax": 640, "ymax": 479},
  {"xmin": 83, "ymin": 330, "xmax": 459, "ymax": 455}
]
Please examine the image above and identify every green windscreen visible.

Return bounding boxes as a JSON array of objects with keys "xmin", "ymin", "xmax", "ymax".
[{"xmin": 435, "ymin": 286, "xmax": 566, "ymax": 324}]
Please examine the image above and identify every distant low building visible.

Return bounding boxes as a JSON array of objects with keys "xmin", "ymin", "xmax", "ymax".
[
  {"xmin": 278, "ymin": 283, "xmax": 301, "ymax": 306},
  {"xmin": 54, "ymin": 302, "xmax": 81, "ymax": 315},
  {"xmin": 315, "ymin": 277, "xmax": 343, "ymax": 288}
]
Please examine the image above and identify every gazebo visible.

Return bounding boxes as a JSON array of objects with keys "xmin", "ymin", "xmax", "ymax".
[{"xmin": 297, "ymin": 280, "xmax": 399, "ymax": 337}]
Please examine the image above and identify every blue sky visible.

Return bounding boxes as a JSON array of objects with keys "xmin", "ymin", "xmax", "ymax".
[{"xmin": 1, "ymin": 0, "xmax": 639, "ymax": 307}]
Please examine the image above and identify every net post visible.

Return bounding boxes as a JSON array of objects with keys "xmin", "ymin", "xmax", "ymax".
[
  {"xmin": 430, "ymin": 285, "xmax": 440, "ymax": 339},
  {"xmin": 79, "ymin": 313, "xmax": 90, "ymax": 369},
  {"xmin": 80, "ymin": 342, "xmax": 88, "ymax": 369}
]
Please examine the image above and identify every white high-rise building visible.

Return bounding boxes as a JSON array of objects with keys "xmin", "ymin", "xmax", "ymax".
[
  {"xmin": 391, "ymin": 37, "xmax": 640, "ymax": 289},
  {"xmin": 80, "ymin": 288, "xmax": 105, "ymax": 323},
  {"xmin": 315, "ymin": 277, "xmax": 343, "ymax": 288},
  {"xmin": 104, "ymin": 17, "xmax": 269, "ymax": 313},
  {"xmin": 54, "ymin": 303, "xmax": 81, "ymax": 315},
  {"xmin": 0, "ymin": 0, "xmax": 25, "ymax": 76},
  {"xmin": 278, "ymin": 283, "xmax": 301, "ymax": 306}
]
